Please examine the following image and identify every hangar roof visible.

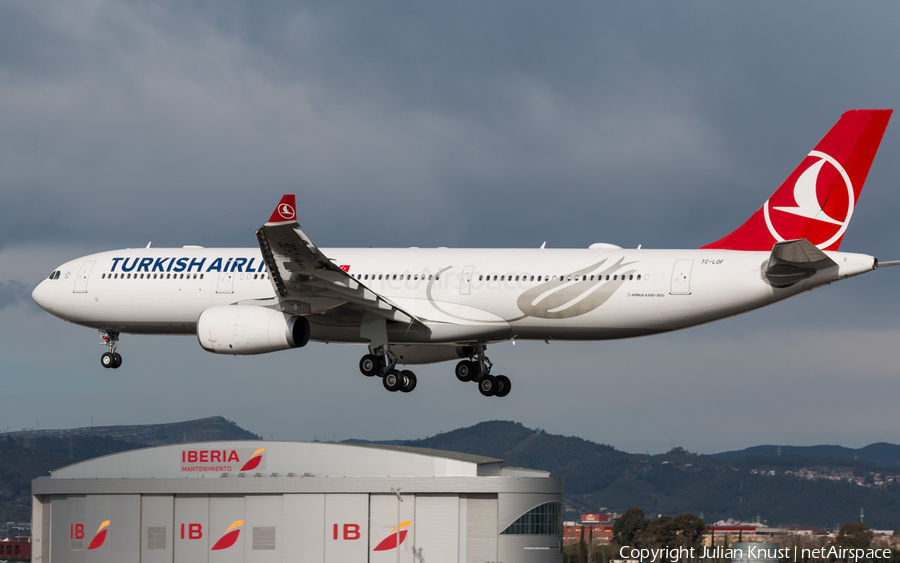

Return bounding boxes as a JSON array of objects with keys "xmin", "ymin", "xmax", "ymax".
[{"xmin": 47, "ymin": 441, "xmax": 533, "ymax": 480}]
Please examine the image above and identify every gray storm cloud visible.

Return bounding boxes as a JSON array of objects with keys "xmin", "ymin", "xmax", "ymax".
[{"xmin": 2, "ymin": 1, "xmax": 900, "ymax": 453}]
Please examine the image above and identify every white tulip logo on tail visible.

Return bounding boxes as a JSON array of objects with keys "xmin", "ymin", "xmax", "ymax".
[{"xmin": 763, "ymin": 150, "xmax": 854, "ymax": 250}]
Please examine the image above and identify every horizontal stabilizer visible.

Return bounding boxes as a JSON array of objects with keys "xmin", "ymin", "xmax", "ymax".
[{"xmin": 765, "ymin": 239, "xmax": 837, "ymax": 287}]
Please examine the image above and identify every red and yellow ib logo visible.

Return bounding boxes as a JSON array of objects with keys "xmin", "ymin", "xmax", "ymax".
[
  {"xmin": 211, "ymin": 520, "xmax": 243, "ymax": 551},
  {"xmin": 88, "ymin": 520, "xmax": 110, "ymax": 550},
  {"xmin": 239, "ymin": 448, "xmax": 265, "ymax": 472},
  {"xmin": 373, "ymin": 521, "xmax": 411, "ymax": 551}
]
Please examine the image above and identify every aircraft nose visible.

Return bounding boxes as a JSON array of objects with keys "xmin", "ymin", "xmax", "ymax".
[{"xmin": 32, "ymin": 280, "xmax": 52, "ymax": 312}]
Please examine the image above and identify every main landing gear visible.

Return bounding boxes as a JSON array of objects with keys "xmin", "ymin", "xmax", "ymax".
[
  {"xmin": 359, "ymin": 346, "xmax": 417, "ymax": 394},
  {"xmin": 358, "ymin": 342, "xmax": 511, "ymax": 397},
  {"xmin": 455, "ymin": 343, "xmax": 510, "ymax": 397},
  {"xmin": 99, "ymin": 330, "xmax": 122, "ymax": 369}
]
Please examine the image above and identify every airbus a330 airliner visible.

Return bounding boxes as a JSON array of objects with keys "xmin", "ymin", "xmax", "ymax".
[{"xmin": 33, "ymin": 110, "xmax": 897, "ymax": 397}]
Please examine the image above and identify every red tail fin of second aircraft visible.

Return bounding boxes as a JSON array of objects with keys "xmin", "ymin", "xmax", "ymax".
[{"xmin": 702, "ymin": 109, "xmax": 892, "ymax": 251}]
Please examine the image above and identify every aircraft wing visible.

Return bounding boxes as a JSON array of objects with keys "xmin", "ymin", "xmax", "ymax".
[{"xmin": 254, "ymin": 195, "xmax": 420, "ymax": 325}]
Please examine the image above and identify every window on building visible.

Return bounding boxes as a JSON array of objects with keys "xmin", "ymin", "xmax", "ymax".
[{"xmin": 500, "ymin": 502, "xmax": 562, "ymax": 536}]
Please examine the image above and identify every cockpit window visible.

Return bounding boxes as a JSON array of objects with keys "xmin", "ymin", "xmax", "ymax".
[{"xmin": 48, "ymin": 271, "xmax": 60, "ymax": 280}]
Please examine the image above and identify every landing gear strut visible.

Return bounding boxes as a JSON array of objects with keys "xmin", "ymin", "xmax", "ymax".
[
  {"xmin": 456, "ymin": 343, "xmax": 510, "ymax": 397},
  {"xmin": 99, "ymin": 330, "xmax": 122, "ymax": 369},
  {"xmin": 359, "ymin": 345, "xmax": 417, "ymax": 393}
]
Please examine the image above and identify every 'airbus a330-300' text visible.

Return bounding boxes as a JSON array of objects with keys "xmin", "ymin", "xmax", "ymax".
[{"xmin": 33, "ymin": 110, "xmax": 898, "ymax": 397}]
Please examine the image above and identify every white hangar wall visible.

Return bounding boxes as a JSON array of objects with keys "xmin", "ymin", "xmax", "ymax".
[{"xmin": 32, "ymin": 441, "xmax": 564, "ymax": 563}]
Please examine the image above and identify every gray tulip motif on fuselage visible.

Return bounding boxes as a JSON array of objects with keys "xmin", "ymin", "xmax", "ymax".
[{"xmin": 516, "ymin": 258, "xmax": 637, "ymax": 319}]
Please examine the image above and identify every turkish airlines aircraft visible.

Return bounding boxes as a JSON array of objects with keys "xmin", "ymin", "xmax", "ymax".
[{"xmin": 33, "ymin": 109, "xmax": 896, "ymax": 397}]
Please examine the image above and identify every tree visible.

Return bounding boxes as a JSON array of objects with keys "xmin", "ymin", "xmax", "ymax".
[
  {"xmin": 834, "ymin": 522, "xmax": 873, "ymax": 550},
  {"xmin": 637, "ymin": 515, "xmax": 678, "ymax": 549},
  {"xmin": 672, "ymin": 513, "xmax": 707, "ymax": 549},
  {"xmin": 613, "ymin": 508, "xmax": 649, "ymax": 547}
]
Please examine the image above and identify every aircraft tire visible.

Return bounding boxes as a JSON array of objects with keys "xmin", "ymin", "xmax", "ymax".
[
  {"xmin": 101, "ymin": 352, "xmax": 115, "ymax": 369},
  {"xmin": 383, "ymin": 369, "xmax": 402, "ymax": 392},
  {"xmin": 112, "ymin": 353, "xmax": 122, "ymax": 369},
  {"xmin": 455, "ymin": 360, "xmax": 474, "ymax": 382},
  {"xmin": 399, "ymin": 370, "xmax": 417, "ymax": 393},
  {"xmin": 478, "ymin": 374, "xmax": 498, "ymax": 397},
  {"xmin": 359, "ymin": 354, "xmax": 381, "ymax": 377},
  {"xmin": 495, "ymin": 375, "xmax": 511, "ymax": 397}
]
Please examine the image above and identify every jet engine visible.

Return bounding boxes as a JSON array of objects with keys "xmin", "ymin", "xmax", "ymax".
[{"xmin": 197, "ymin": 305, "xmax": 310, "ymax": 355}]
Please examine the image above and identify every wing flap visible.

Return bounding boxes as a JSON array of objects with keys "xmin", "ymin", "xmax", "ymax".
[{"xmin": 256, "ymin": 195, "xmax": 421, "ymax": 327}]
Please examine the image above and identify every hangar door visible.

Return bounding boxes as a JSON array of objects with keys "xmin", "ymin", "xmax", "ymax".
[
  {"xmin": 50, "ymin": 494, "xmax": 140, "ymax": 563},
  {"xmin": 414, "ymin": 495, "xmax": 460, "ymax": 563}
]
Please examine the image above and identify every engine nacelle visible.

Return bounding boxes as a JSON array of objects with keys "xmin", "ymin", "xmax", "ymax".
[
  {"xmin": 197, "ymin": 305, "xmax": 310, "ymax": 355},
  {"xmin": 392, "ymin": 345, "xmax": 471, "ymax": 365}
]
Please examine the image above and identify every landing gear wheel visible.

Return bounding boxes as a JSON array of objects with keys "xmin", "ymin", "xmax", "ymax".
[
  {"xmin": 455, "ymin": 360, "xmax": 475, "ymax": 382},
  {"xmin": 478, "ymin": 374, "xmax": 498, "ymax": 397},
  {"xmin": 383, "ymin": 369, "xmax": 402, "ymax": 392},
  {"xmin": 359, "ymin": 354, "xmax": 381, "ymax": 377},
  {"xmin": 101, "ymin": 352, "xmax": 115, "ymax": 369},
  {"xmin": 112, "ymin": 353, "xmax": 122, "ymax": 369},
  {"xmin": 495, "ymin": 375, "xmax": 511, "ymax": 397},
  {"xmin": 399, "ymin": 370, "xmax": 417, "ymax": 393}
]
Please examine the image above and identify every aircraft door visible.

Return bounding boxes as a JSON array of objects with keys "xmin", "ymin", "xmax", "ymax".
[
  {"xmin": 73, "ymin": 260, "xmax": 96, "ymax": 293},
  {"xmin": 670, "ymin": 259, "xmax": 693, "ymax": 295},
  {"xmin": 460, "ymin": 265, "xmax": 475, "ymax": 295},
  {"xmin": 217, "ymin": 271, "xmax": 235, "ymax": 294}
]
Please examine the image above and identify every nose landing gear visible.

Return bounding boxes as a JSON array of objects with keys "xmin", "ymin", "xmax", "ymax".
[{"xmin": 99, "ymin": 330, "xmax": 122, "ymax": 369}]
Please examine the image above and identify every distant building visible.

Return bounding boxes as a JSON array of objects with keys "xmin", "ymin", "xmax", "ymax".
[{"xmin": 563, "ymin": 525, "xmax": 614, "ymax": 546}]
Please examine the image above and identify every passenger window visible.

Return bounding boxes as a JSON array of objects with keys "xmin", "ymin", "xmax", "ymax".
[
  {"xmin": 606, "ymin": 275, "xmax": 610, "ymax": 280},
  {"xmin": 515, "ymin": 275, "xmax": 519, "ymax": 281},
  {"xmin": 530, "ymin": 275, "xmax": 534, "ymax": 281},
  {"xmin": 429, "ymin": 275, "xmax": 433, "ymax": 280},
  {"xmin": 629, "ymin": 274, "xmax": 633, "ymax": 280},
  {"xmin": 537, "ymin": 276, "xmax": 542, "ymax": 282},
  {"xmin": 637, "ymin": 274, "xmax": 641, "ymax": 280}
]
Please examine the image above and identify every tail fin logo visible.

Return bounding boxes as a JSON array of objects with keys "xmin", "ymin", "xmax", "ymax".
[{"xmin": 763, "ymin": 150, "xmax": 854, "ymax": 249}]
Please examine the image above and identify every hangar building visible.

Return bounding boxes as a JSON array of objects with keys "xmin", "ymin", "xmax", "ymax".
[{"xmin": 31, "ymin": 441, "xmax": 563, "ymax": 562}]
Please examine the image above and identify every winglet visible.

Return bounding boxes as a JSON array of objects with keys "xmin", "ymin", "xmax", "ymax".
[{"xmin": 268, "ymin": 195, "xmax": 297, "ymax": 224}]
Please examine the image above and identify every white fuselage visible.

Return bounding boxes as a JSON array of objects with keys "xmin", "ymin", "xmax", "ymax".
[{"xmin": 31, "ymin": 246, "xmax": 876, "ymax": 346}]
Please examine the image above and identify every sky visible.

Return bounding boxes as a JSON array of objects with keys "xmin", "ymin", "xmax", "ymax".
[{"xmin": 3, "ymin": 1, "xmax": 900, "ymax": 455}]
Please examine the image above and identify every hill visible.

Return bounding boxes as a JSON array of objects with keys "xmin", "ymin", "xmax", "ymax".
[
  {"xmin": 715, "ymin": 443, "xmax": 900, "ymax": 468},
  {"xmin": 400, "ymin": 421, "xmax": 900, "ymax": 529},
  {"xmin": 5, "ymin": 416, "xmax": 259, "ymax": 446}
]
